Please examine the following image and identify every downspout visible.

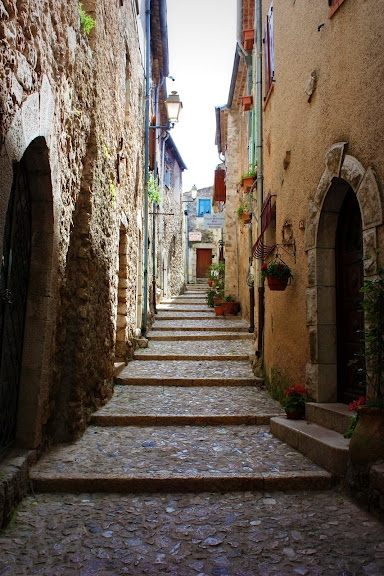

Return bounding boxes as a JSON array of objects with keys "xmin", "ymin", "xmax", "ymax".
[
  {"xmin": 141, "ymin": 0, "xmax": 151, "ymax": 336},
  {"xmin": 255, "ymin": 0, "xmax": 265, "ymax": 354}
]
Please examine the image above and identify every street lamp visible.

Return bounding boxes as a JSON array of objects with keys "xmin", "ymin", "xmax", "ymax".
[
  {"xmin": 148, "ymin": 91, "xmax": 183, "ymax": 131},
  {"xmin": 182, "ymin": 185, "xmax": 198, "ymax": 284}
]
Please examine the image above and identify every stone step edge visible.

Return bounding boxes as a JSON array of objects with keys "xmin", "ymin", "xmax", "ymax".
[
  {"xmin": 147, "ymin": 333, "xmax": 254, "ymax": 341},
  {"xmin": 305, "ymin": 402, "xmax": 353, "ymax": 435},
  {"xmin": 116, "ymin": 377, "xmax": 263, "ymax": 387},
  {"xmin": 91, "ymin": 414, "xmax": 279, "ymax": 426},
  {"xmin": 31, "ymin": 470, "xmax": 334, "ymax": 494},
  {"xmin": 270, "ymin": 416, "xmax": 350, "ymax": 477},
  {"xmin": 150, "ymin": 326, "xmax": 250, "ymax": 332},
  {"xmin": 132, "ymin": 354, "xmax": 252, "ymax": 361}
]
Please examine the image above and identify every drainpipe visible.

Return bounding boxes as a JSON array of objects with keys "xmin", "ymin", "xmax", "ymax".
[
  {"xmin": 141, "ymin": 0, "xmax": 151, "ymax": 336},
  {"xmin": 255, "ymin": 0, "xmax": 264, "ymax": 355}
]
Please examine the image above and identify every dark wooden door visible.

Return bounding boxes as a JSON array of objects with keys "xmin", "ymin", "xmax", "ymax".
[
  {"xmin": 196, "ymin": 248, "xmax": 212, "ymax": 278},
  {"xmin": 336, "ymin": 188, "xmax": 365, "ymax": 403},
  {"xmin": 0, "ymin": 161, "xmax": 31, "ymax": 457}
]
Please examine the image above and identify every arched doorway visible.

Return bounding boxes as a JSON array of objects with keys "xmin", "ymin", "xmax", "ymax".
[
  {"xmin": 336, "ymin": 188, "xmax": 364, "ymax": 402},
  {"xmin": 0, "ymin": 137, "xmax": 55, "ymax": 454},
  {"xmin": 305, "ymin": 143, "xmax": 383, "ymax": 403}
]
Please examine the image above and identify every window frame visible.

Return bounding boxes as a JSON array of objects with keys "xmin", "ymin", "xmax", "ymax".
[
  {"xmin": 264, "ymin": 2, "xmax": 275, "ymax": 101},
  {"xmin": 197, "ymin": 198, "xmax": 212, "ymax": 217}
]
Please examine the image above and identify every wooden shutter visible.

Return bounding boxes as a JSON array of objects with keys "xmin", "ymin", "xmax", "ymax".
[
  {"xmin": 213, "ymin": 169, "xmax": 226, "ymax": 202},
  {"xmin": 264, "ymin": 3, "xmax": 274, "ymax": 98}
]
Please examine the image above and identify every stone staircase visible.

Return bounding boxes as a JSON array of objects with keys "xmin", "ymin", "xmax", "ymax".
[
  {"xmin": 270, "ymin": 402, "xmax": 351, "ymax": 477},
  {"xmin": 29, "ymin": 286, "xmax": 334, "ymax": 493}
]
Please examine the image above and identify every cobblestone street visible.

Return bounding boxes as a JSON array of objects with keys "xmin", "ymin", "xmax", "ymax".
[{"xmin": 1, "ymin": 288, "xmax": 384, "ymax": 575}]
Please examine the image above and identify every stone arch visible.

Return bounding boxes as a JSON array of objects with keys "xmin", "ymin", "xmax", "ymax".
[
  {"xmin": 305, "ymin": 143, "xmax": 383, "ymax": 402},
  {"xmin": 0, "ymin": 76, "xmax": 58, "ymax": 449}
]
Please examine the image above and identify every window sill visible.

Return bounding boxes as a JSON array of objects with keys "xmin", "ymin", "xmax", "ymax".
[
  {"xmin": 329, "ymin": 0, "xmax": 346, "ymax": 19},
  {"xmin": 263, "ymin": 82, "xmax": 275, "ymax": 110}
]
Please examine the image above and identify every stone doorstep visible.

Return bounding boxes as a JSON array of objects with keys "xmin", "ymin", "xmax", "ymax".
[
  {"xmin": 147, "ymin": 333, "xmax": 254, "ymax": 341},
  {"xmin": 116, "ymin": 377, "xmax": 261, "ymax": 387},
  {"xmin": 305, "ymin": 402, "xmax": 354, "ymax": 435},
  {"xmin": 30, "ymin": 471, "xmax": 333, "ymax": 494},
  {"xmin": 133, "ymin": 354, "xmax": 252, "ymax": 361},
  {"xmin": 270, "ymin": 416, "xmax": 349, "ymax": 477},
  {"xmin": 155, "ymin": 315, "xmax": 220, "ymax": 320},
  {"xmin": 0, "ymin": 449, "xmax": 37, "ymax": 528}
]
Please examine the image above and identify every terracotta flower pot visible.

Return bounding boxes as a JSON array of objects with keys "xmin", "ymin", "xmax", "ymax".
[
  {"xmin": 241, "ymin": 213, "xmax": 252, "ymax": 224},
  {"xmin": 285, "ymin": 409, "xmax": 305, "ymax": 420},
  {"xmin": 214, "ymin": 304, "xmax": 224, "ymax": 316},
  {"xmin": 349, "ymin": 406, "xmax": 384, "ymax": 466},
  {"xmin": 267, "ymin": 276, "xmax": 289, "ymax": 291},
  {"xmin": 243, "ymin": 29, "xmax": 254, "ymax": 51},
  {"xmin": 242, "ymin": 95, "xmax": 253, "ymax": 111},
  {"xmin": 241, "ymin": 176, "xmax": 254, "ymax": 190},
  {"xmin": 213, "ymin": 297, "xmax": 223, "ymax": 305},
  {"xmin": 222, "ymin": 301, "xmax": 239, "ymax": 315},
  {"xmin": 207, "ymin": 279, "xmax": 212, "ymax": 287}
]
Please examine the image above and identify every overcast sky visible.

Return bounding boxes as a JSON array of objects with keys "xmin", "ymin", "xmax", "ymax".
[{"xmin": 166, "ymin": 0, "xmax": 237, "ymax": 193}]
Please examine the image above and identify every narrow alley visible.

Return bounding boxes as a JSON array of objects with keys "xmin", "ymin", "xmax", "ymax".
[{"xmin": 1, "ymin": 288, "xmax": 384, "ymax": 575}]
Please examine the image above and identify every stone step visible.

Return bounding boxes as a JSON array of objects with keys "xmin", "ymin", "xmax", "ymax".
[
  {"xmin": 30, "ymin": 425, "xmax": 333, "ymax": 494},
  {"xmin": 133, "ymin": 340, "xmax": 254, "ymax": 361},
  {"xmin": 305, "ymin": 402, "xmax": 354, "ymax": 435},
  {"xmin": 147, "ymin": 331, "xmax": 254, "ymax": 341},
  {"xmin": 151, "ymin": 320, "xmax": 249, "ymax": 331},
  {"xmin": 91, "ymin": 385, "xmax": 282, "ymax": 426},
  {"xmin": 270, "ymin": 416, "xmax": 350, "ymax": 477},
  {"xmin": 155, "ymin": 313, "xmax": 217, "ymax": 320},
  {"xmin": 116, "ymin": 359, "xmax": 261, "ymax": 387}
]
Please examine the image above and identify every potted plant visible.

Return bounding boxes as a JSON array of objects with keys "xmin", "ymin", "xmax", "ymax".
[
  {"xmin": 214, "ymin": 302, "xmax": 224, "ymax": 316},
  {"xmin": 206, "ymin": 262, "xmax": 225, "ymax": 302},
  {"xmin": 261, "ymin": 260, "xmax": 292, "ymax": 291},
  {"xmin": 346, "ymin": 268, "xmax": 384, "ymax": 465},
  {"xmin": 222, "ymin": 295, "xmax": 240, "ymax": 315},
  {"xmin": 281, "ymin": 385, "xmax": 307, "ymax": 420},
  {"xmin": 240, "ymin": 170, "xmax": 257, "ymax": 191},
  {"xmin": 236, "ymin": 201, "xmax": 252, "ymax": 224}
]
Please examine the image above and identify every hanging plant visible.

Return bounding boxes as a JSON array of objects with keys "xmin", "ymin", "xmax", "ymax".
[
  {"xmin": 148, "ymin": 172, "xmax": 162, "ymax": 204},
  {"xmin": 78, "ymin": 3, "xmax": 96, "ymax": 35}
]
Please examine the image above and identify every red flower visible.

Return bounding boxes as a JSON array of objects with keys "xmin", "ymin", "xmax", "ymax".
[
  {"xmin": 285, "ymin": 385, "xmax": 306, "ymax": 397},
  {"xmin": 349, "ymin": 395, "xmax": 368, "ymax": 411},
  {"xmin": 261, "ymin": 263, "xmax": 268, "ymax": 271}
]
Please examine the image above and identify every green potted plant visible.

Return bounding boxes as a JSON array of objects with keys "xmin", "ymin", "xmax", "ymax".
[
  {"xmin": 261, "ymin": 260, "xmax": 292, "ymax": 291},
  {"xmin": 222, "ymin": 294, "xmax": 240, "ymax": 315},
  {"xmin": 346, "ymin": 267, "xmax": 384, "ymax": 465},
  {"xmin": 236, "ymin": 201, "xmax": 252, "ymax": 224},
  {"xmin": 240, "ymin": 169, "xmax": 257, "ymax": 190},
  {"xmin": 281, "ymin": 385, "xmax": 307, "ymax": 420}
]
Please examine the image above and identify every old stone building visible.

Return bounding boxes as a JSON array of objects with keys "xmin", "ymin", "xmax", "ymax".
[
  {"xmin": 0, "ymin": 0, "xmax": 187, "ymax": 478},
  {"xmin": 218, "ymin": 0, "xmax": 384, "ymax": 405}
]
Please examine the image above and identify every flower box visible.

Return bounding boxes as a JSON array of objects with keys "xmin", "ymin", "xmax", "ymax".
[
  {"xmin": 242, "ymin": 95, "xmax": 253, "ymax": 111},
  {"xmin": 243, "ymin": 29, "xmax": 254, "ymax": 51}
]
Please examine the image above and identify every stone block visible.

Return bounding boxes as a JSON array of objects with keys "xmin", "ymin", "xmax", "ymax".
[
  {"xmin": 340, "ymin": 155, "xmax": 365, "ymax": 192},
  {"xmin": 357, "ymin": 167, "xmax": 383, "ymax": 230},
  {"xmin": 22, "ymin": 92, "xmax": 39, "ymax": 147}
]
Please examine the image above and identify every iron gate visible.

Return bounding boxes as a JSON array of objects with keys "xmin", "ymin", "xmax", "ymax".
[{"xmin": 0, "ymin": 160, "xmax": 31, "ymax": 459}]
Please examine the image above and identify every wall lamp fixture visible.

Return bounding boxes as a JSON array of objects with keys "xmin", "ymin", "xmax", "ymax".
[{"xmin": 149, "ymin": 91, "xmax": 183, "ymax": 130}]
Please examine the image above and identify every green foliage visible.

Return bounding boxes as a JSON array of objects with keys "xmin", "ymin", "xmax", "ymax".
[
  {"xmin": 240, "ymin": 169, "xmax": 257, "ymax": 181},
  {"xmin": 110, "ymin": 182, "xmax": 116, "ymax": 206},
  {"xmin": 344, "ymin": 415, "xmax": 359, "ymax": 439},
  {"xmin": 147, "ymin": 172, "xmax": 162, "ymax": 204},
  {"xmin": 352, "ymin": 267, "xmax": 384, "ymax": 405},
  {"xmin": 79, "ymin": 3, "xmax": 96, "ymax": 35},
  {"xmin": 261, "ymin": 260, "xmax": 292, "ymax": 280},
  {"xmin": 224, "ymin": 294, "xmax": 236, "ymax": 302},
  {"xmin": 206, "ymin": 289, "xmax": 216, "ymax": 308}
]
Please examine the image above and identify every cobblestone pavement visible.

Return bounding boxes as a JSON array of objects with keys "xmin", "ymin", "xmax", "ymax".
[
  {"xmin": 1, "ymin": 490, "xmax": 384, "ymax": 575},
  {"xmin": 3, "ymin": 288, "xmax": 384, "ymax": 575}
]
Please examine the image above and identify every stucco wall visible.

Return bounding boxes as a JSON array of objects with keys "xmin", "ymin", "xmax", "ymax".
[{"xmin": 261, "ymin": 0, "xmax": 384, "ymax": 395}]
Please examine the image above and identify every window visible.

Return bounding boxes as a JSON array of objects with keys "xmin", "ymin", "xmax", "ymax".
[
  {"xmin": 164, "ymin": 166, "xmax": 171, "ymax": 189},
  {"xmin": 198, "ymin": 199, "xmax": 211, "ymax": 217},
  {"xmin": 264, "ymin": 2, "xmax": 274, "ymax": 99}
]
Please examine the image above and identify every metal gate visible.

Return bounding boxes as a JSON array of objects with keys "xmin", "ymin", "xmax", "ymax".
[{"xmin": 0, "ymin": 161, "xmax": 31, "ymax": 459}]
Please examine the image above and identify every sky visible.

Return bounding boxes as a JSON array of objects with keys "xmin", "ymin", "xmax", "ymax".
[{"xmin": 166, "ymin": 0, "xmax": 237, "ymax": 193}]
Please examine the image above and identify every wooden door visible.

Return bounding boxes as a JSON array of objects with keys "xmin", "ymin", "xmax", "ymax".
[
  {"xmin": 336, "ymin": 188, "xmax": 364, "ymax": 403},
  {"xmin": 196, "ymin": 249, "xmax": 212, "ymax": 278}
]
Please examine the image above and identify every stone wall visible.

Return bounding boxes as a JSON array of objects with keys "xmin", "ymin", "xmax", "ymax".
[{"xmin": 0, "ymin": 0, "xmax": 145, "ymax": 445}]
